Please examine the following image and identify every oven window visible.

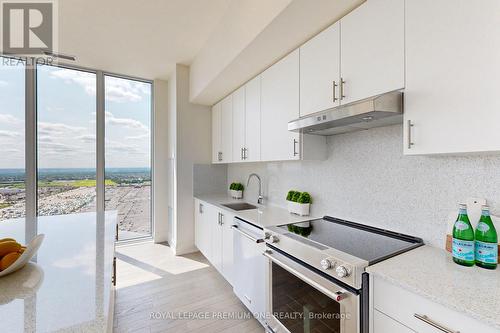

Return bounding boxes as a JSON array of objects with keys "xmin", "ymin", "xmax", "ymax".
[{"xmin": 272, "ymin": 263, "xmax": 341, "ymax": 333}]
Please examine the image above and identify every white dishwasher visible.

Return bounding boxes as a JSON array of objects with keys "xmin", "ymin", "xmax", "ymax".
[{"xmin": 232, "ymin": 216, "xmax": 266, "ymax": 319}]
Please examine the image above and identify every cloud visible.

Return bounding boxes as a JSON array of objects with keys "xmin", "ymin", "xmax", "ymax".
[
  {"xmin": 38, "ymin": 122, "xmax": 87, "ymax": 136},
  {"xmin": 0, "ymin": 130, "xmax": 21, "ymax": 138},
  {"xmin": 38, "ymin": 142, "xmax": 76, "ymax": 153},
  {"xmin": 105, "ymin": 112, "xmax": 149, "ymax": 133},
  {"xmin": 0, "ymin": 113, "xmax": 21, "ymax": 124},
  {"xmin": 125, "ymin": 133, "xmax": 149, "ymax": 140},
  {"xmin": 0, "ymin": 80, "xmax": 8, "ymax": 87},
  {"xmin": 105, "ymin": 77, "xmax": 150, "ymax": 103},
  {"xmin": 105, "ymin": 139, "xmax": 141, "ymax": 153},
  {"xmin": 76, "ymin": 134, "xmax": 96, "ymax": 143},
  {"xmin": 49, "ymin": 68, "xmax": 96, "ymax": 96},
  {"xmin": 48, "ymin": 68, "xmax": 150, "ymax": 103}
]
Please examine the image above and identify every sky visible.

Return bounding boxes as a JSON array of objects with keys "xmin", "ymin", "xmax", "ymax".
[{"xmin": 0, "ymin": 58, "xmax": 151, "ymax": 169}]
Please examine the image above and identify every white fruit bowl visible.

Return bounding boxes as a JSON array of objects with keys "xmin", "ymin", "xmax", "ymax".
[{"xmin": 0, "ymin": 234, "xmax": 45, "ymax": 278}]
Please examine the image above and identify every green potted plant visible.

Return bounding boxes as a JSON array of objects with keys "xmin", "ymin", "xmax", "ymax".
[
  {"xmin": 229, "ymin": 182, "xmax": 244, "ymax": 199},
  {"xmin": 286, "ymin": 190, "xmax": 312, "ymax": 216}
]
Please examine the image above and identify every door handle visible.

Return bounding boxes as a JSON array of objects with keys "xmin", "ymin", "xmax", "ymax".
[
  {"xmin": 414, "ymin": 314, "xmax": 460, "ymax": 333},
  {"xmin": 340, "ymin": 78, "xmax": 346, "ymax": 100},
  {"xmin": 293, "ymin": 139, "xmax": 298, "ymax": 157},
  {"xmin": 232, "ymin": 225, "xmax": 264, "ymax": 243},
  {"xmin": 332, "ymin": 80, "xmax": 338, "ymax": 102},
  {"xmin": 407, "ymin": 120, "xmax": 415, "ymax": 149}
]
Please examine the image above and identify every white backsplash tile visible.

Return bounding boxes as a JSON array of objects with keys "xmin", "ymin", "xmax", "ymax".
[{"xmin": 228, "ymin": 124, "xmax": 500, "ymax": 248}]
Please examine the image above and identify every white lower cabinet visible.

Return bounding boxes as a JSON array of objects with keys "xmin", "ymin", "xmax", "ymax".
[
  {"xmin": 194, "ymin": 199, "xmax": 234, "ymax": 286},
  {"xmin": 372, "ymin": 276, "xmax": 498, "ymax": 333}
]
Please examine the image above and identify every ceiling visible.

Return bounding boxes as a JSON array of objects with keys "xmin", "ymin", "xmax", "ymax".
[{"xmin": 58, "ymin": 0, "xmax": 232, "ymax": 80}]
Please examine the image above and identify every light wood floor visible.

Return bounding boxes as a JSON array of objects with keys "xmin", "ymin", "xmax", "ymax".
[{"xmin": 114, "ymin": 242, "xmax": 264, "ymax": 333}]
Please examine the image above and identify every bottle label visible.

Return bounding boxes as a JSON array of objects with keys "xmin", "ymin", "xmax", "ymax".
[
  {"xmin": 452, "ymin": 238, "xmax": 474, "ymax": 261},
  {"xmin": 477, "ymin": 222, "xmax": 490, "ymax": 232},
  {"xmin": 454, "ymin": 221, "xmax": 470, "ymax": 231},
  {"xmin": 475, "ymin": 241, "xmax": 498, "ymax": 264}
]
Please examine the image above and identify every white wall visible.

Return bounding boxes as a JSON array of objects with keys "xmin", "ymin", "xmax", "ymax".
[
  {"xmin": 228, "ymin": 124, "xmax": 500, "ymax": 248},
  {"xmin": 168, "ymin": 65, "xmax": 212, "ymax": 255},
  {"xmin": 153, "ymin": 79, "xmax": 169, "ymax": 243}
]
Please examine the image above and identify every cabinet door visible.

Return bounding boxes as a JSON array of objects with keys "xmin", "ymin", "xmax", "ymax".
[
  {"xmin": 194, "ymin": 199, "xmax": 202, "ymax": 251},
  {"xmin": 244, "ymin": 76, "xmax": 261, "ymax": 162},
  {"xmin": 211, "ymin": 102, "xmax": 221, "ymax": 163},
  {"xmin": 300, "ymin": 22, "xmax": 340, "ymax": 116},
  {"xmin": 373, "ymin": 310, "xmax": 414, "ymax": 333},
  {"xmin": 340, "ymin": 0, "xmax": 404, "ymax": 104},
  {"xmin": 197, "ymin": 201, "xmax": 213, "ymax": 260},
  {"xmin": 261, "ymin": 49, "xmax": 300, "ymax": 161},
  {"xmin": 220, "ymin": 95, "xmax": 233, "ymax": 163},
  {"xmin": 210, "ymin": 209, "xmax": 223, "ymax": 272},
  {"xmin": 220, "ymin": 211, "xmax": 234, "ymax": 285},
  {"xmin": 232, "ymin": 86, "xmax": 246, "ymax": 162},
  {"xmin": 404, "ymin": 0, "xmax": 500, "ymax": 155}
]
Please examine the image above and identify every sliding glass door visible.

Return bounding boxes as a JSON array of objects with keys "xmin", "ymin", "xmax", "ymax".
[
  {"xmin": 37, "ymin": 65, "xmax": 97, "ymax": 216},
  {"xmin": 0, "ymin": 58, "xmax": 25, "ymax": 221},
  {"xmin": 104, "ymin": 75, "xmax": 152, "ymax": 240}
]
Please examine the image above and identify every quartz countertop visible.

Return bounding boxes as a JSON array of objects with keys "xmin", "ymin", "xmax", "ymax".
[
  {"xmin": 366, "ymin": 245, "xmax": 500, "ymax": 330},
  {"xmin": 195, "ymin": 193, "xmax": 319, "ymax": 228},
  {"xmin": 0, "ymin": 212, "xmax": 116, "ymax": 333}
]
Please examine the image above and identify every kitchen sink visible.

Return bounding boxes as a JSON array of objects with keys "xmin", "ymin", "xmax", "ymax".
[{"xmin": 221, "ymin": 202, "xmax": 257, "ymax": 211}]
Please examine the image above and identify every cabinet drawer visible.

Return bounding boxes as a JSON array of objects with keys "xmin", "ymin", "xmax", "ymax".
[
  {"xmin": 373, "ymin": 277, "xmax": 497, "ymax": 333},
  {"xmin": 373, "ymin": 309, "xmax": 414, "ymax": 333}
]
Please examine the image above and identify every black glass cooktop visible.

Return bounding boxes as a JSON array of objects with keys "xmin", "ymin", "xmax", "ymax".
[{"xmin": 279, "ymin": 216, "xmax": 423, "ymax": 264}]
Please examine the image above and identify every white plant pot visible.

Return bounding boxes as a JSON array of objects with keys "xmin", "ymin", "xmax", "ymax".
[
  {"xmin": 229, "ymin": 190, "xmax": 243, "ymax": 199},
  {"xmin": 287, "ymin": 201, "xmax": 310, "ymax": 216}
]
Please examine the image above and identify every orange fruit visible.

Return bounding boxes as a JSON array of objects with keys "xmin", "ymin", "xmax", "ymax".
[
  {"xmin": 0, "ymin": 241, "xmax": 21, "ymax": 257},
  {"xmin": 0, "ymin": 252, "xmax": 21, "ymax": 271}
]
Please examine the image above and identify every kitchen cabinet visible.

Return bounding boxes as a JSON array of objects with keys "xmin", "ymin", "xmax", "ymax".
[
  {"xmin": 194, "ymin": 199, "xmax": 234, "ymax": 285},
  {"xmin": 244, "ymin": 76, "xmax": 261, "ymax": 162},
  {"xmin": 212, "ymin": 96, "xmax": 233, "ymax": 163},
  {"xmin": 404, "ymin": 0, "xmax": 500, "ymax": 155},
  {"xmin": 261, "ymin": 49, "xmax": 326, "ymax": 161},
  {"xmin": 340, "ymin": 0, "xmax": 404, "ymax": 105},
  {"xmin": 211, "ymin": 103, "xmax": 221, "ymax": 163},
  {"xmin": 371, "ymin": 276, "xmax": 498, "ymax": 333},
  {"xmin": 231, "ymin": 76, "xmax": 261, "ymax": 162},
  {"xmin": 300, "ymin": 22, "xmax": 341, "ymax": 117},
  {"xmin": 232, "ymin": 86, "xmax": 246, "ymax": 162}
]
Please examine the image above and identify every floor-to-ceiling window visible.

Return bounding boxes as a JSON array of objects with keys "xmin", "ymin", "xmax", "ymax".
[
  {"xmin": 37, "ymin": 65, "xmax": 97, "ymax": 216},
  {"xmin": 105, "ymin": 75, "xmax": 152, "ymax": 240},
  {"xmin": 0, "ymin": 58, "xmax": 25, "ymax": 221},
  {"xmin": 0, "ymin": 58, "xmax": 153, "ymax": 241}
]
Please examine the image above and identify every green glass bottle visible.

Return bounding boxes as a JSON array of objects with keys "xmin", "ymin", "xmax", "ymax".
[
  {"xmin": 452, "ymin": 204, "xmax": 475, "ymax": 266},
  {"xmin": 475, "ymin": 205, "xmax": 498, "ymax": 270}
]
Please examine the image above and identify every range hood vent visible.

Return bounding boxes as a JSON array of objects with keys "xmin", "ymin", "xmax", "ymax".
[{"xmin": 288, "ymin": 91, "xmax": 403, "ymax": 136}]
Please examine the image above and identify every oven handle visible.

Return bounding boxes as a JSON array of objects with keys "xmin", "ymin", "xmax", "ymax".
[
  {"xmin": 232, "ymin": 225, "xmax": 265, "ymax": 243},
  {"xmin": 263, "ymin": 249, "xmax": 350, "ymax": 302}
]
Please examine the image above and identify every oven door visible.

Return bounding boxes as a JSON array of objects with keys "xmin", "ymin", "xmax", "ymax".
[{"xmin": 263, "ymin": 248, "xmax": 359, "ymax": 333}]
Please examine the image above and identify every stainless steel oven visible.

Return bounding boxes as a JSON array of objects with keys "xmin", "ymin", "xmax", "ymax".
[{"xmin": 264, "ymin": 247, "xmax": 360, "ymax": 333}]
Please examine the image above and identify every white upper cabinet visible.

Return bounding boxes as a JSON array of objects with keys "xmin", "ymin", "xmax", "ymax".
[
  {"xmin": 220, "ymin": 95, "xmax": 233, "ymax": 163},
  {"xmin": 244, "ymin": 76, "xmax": 261, "ymax": 162},
  {"xmin": 211, "ymin": 102, "xmax": 221, "ymax": 163},
  {"xmin": 300, "ymin": 22, "xmax": 341, "ymax": 117},
  {"xmin": 232, "ymin": 86, "xmax": 246, "ymax": 162},
  {"xmin": 404, "ymin": 0, "xmax": 500, "ymax": 155},
  {"xmin": 261, "ymin": 49, "xmax": 301, "ymax": 161},
  {"xmin": 340, "ymin": 0, "xmax": 404, "ymax": 104}
]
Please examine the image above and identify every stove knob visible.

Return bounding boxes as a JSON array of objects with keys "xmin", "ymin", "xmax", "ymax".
[
  {"xmin": 269, "ymin": 235, "xmax": 279, "ymax": 244},
  {"xmin": 320, "ymin": 259, "xmax": 334, "ymax": 270},
  {"xmin": 336, "ymin": 265, "xmax": 350, "ymax": 278}
]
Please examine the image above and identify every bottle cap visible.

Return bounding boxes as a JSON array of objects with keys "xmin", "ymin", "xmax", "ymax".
[
  {"xmin": 481, "ymin": 205, "xmax": 490, "ymax": 211},
  {"xmin": 459, "ymin": 203, "xmax": 467, "ymax": 209}
]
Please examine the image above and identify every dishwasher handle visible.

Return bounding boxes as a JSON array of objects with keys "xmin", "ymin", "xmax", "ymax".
[{"xmin": 232, "ymin": 225, "xmax": 264, "ymax": 243}]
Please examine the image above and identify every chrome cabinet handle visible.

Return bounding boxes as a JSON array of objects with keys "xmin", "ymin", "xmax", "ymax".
[
  {"xmin": 220, "ymin": 213, "xmax": 224, "ymax": 225},
  {"xmin": 112, "ymin": 257, "xmax": 116, "ymax": 286},
  {"xmin": 115, "ymin": 224, "xmax": 118, "ymax": 241},
  {"xmin": 243, "ymin": 148, "xmax": 247, "ymax": 160},
  {"xmin": 293, "ymin": 139, "xmax": 298, "ymax": 157},
  {"xmin": 407, "ymin": 120, "xmax": 415, "ymax": 149},
  {"xmin": 332, "ymin": 80, "xmax": 338, "ymax": 102},
  {"xmin": 340, "ymin": 78, "xmax": 346, "ymax": 100},
  {"xmin": 232, "ymin": 225, "xmax": 264, "ymax": 243},
  {"xmin": 199, "ymin": 203, "xmax": 203, "ymax": 214},
  {"xmin": 414, "ymin": 314, "xmax": 460, "ymax": 333},
  {"xmin": 241, "ymin": 147, "xmax": 244, "ymax": 160},
  {"xmin": 219, "ymin": 152, "xmax": 223, "ymax": 161}
]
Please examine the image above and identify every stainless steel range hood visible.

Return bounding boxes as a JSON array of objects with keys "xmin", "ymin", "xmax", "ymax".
[{"xmin": 288, "ymin": 91, "xmax": 403, "ymax": 136}]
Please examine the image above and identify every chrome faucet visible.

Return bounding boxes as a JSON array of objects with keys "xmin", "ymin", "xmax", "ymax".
[{"xmin": 246, "ymin": 173, "xmax": 263, "ymax": 205}]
